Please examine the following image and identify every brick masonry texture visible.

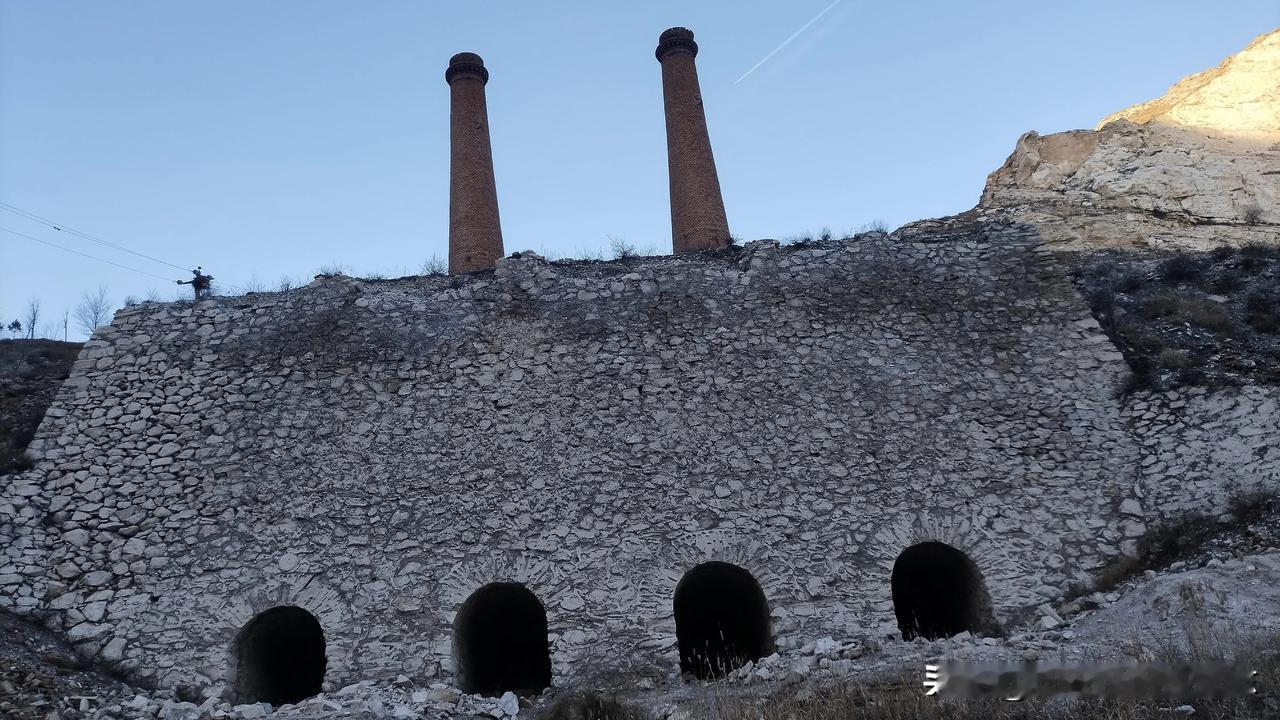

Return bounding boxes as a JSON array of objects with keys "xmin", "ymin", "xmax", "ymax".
[
  {"xmin": 1, "ymin": 218, "xmax": 1277, "ymax": 699},
  {"xmin": 657, "ymin": 29, "xmax": 731, "ymax": 254},
  {"xmin": 447, "ymin": 54, "xmax": 504, "ymax": 275}
]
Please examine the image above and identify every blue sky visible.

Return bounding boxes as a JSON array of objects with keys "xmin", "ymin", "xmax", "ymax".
[{"xmin": 2, "ymin": 1, "xmax": 1277, "ymax": 339}]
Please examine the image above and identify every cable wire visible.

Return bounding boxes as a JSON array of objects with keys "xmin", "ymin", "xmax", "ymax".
[
  {"xmin": 2, "ymin": 226, "xmax": 176, "ymax": 282},
  {"xmin": 0, "ymin": 201, "xmax": 191, "ymax": 272}
]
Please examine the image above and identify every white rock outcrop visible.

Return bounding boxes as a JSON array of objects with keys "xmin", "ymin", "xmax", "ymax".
[
  {"xmin": 1098, "ymin": 29, "xmax": 1280, "ymax": 142},
  {"xmin": 981, "ymin": 28, "xmax": 1280, "ymax": 250}
]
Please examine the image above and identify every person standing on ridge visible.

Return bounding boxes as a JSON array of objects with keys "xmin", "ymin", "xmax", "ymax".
[{"xmin": 176, "ymin": 267, "xmax": 214, "ymax": 300}]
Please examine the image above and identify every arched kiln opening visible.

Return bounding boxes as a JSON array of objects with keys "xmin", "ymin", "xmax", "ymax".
[
  {"xmin": 234, "ymin": 605, "xmax": 326, "ymax": 705},
  {"xmin": 891, "ymin": 541, "xmax": 996, "ymax": 640},
  {"xmin": 673, "ymin": 561, "xmax": 772, "ymax": 680},
  {"xmin": 454, "ymin": 582, "xmax": 552, "ymax": 696}
]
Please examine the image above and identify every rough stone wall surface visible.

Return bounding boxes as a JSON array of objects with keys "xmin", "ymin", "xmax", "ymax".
[
  {"xmin": 1126, "ymin": 387, "xmax": 1280, "ymax": 523},
  {"xmin": 658, "ymin": 42, "xmax": 730, "ymax": 254},
  {"xmin": 0, "ymin": 222, "xmax": 1275, "ymax": 699}
]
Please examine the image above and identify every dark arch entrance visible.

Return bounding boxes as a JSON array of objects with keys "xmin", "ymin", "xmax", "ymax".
[
  {"xmin": 234, "ymin": 605, "xmax": 326, "ymax": 705},
  {"xmin": 891, "ymin": 541, "xmax": 996, "ymax": 640},
  {"xmin": 454, "ymin": 583, "xmax": 552, "ymax": 696},
  {"xmin": 673, "ymin": 561, "xmax": 772, "ymax": 679}
]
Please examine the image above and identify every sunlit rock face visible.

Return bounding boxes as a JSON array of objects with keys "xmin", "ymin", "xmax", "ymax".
[
  {"xmin": 981, "ymin": 28, "xmax": 1280, "ymax": 251},
  {"xmin": 1098, "ymin": 29, "xmax": 1280, "ymax": 143}
]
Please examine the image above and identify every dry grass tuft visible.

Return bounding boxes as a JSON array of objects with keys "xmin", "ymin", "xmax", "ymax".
[
  {"xmin": 698, "ymin": 630, "xmax": 1278, "ymax": 719},
  {"xmin": 543, "ymin": 692, "xmax": 651, "ymax": 720}
]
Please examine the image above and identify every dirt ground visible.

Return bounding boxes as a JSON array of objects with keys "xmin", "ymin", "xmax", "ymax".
[{"xmin": 0, "ymin": 609, "xmax": 132, "ymax": 720}]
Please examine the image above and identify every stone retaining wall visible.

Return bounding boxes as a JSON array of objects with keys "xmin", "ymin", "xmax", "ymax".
[{"xmin": 1, "ymin": 222, "xmax": 1275, "ymax": 699}]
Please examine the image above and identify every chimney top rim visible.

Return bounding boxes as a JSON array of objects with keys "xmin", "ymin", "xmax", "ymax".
[
  {"xmin": 446, "ymin": 52, "xmax": 489, "ymax": 85},
  {"xmin": 449, "ymin": 52, "xmax": 485, "ymax": 66},
  {"xmin": 656, "ymin": 27, "xmax": 698, "ymax": 61}
]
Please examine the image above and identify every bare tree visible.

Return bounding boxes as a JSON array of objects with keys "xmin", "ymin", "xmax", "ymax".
[
  {"xmin": 60, "ymin": 307, "xmax": 70, "ymax": 341},
  {"xmin": 74, "ymin": 286, "xmax": 113, "ymax": 337},
  {"xmin": 23, "ymin": 298, "xmax": 40, "ymax": 339}
]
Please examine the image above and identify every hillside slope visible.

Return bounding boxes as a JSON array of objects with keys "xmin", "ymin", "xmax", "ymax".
[{"xmin": 0, "ymin": 339, "xmax": 81, "ymax": 474}]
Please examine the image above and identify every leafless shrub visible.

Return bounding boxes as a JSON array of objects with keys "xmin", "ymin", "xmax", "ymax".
[
  {"xmin": 1242, "ymin": 204, "xmax": 1263, "ymax": 225},
  {"xmin": 571, "ymin": 247, "xmax": 607, "ymax": 262},
  {"xmin": 420, "ymin": 255, "xmax": 448, "ymax": 276},
  {"xmin": 609, "ymin": 236, "xmax": 655, "ymax": 260}
]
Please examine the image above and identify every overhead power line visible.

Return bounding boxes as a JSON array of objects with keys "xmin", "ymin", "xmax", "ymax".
[
  {"xmin": 0, "ymin": 201, "xmax": 191, "ymax": 272},
  {"xmin": 1, "ymin": 226, "xmax": 176, "ymax": 282}
]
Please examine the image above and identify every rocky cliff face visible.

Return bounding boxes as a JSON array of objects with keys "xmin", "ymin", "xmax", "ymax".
[{"xmin": 981, "ymin": 28, "xmax": 1280, "ymax": 250}]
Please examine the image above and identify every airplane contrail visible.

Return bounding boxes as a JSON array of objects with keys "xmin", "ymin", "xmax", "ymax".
[{"xmin": 734, "ymin": 0, "xmax": 845, "ymax": 84}]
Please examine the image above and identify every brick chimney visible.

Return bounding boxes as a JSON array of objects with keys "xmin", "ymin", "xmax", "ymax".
[
  {"xmin": 655, "ymin": 27, "xmax": 731, "ymax": 254},
  {"xmin": 446, "ymin": 52, "xmax": 504, "ymax": 274}
]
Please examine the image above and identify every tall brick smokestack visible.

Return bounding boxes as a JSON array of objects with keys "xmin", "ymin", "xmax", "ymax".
[
  {"xmin": 656, "ymin": 27, "xmax": 731, "ymax": 254},
  {"xmin": 446, "ymin": 52, "xmax": 504, "ymax": 274}
]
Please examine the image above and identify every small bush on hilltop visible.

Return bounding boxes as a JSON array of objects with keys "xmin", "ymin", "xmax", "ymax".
[
  {"xmin": 1210, "ymin": 272, "xmax": 1243, "ymax": 295},
  {"xmin": 1112, "ymin": 271, "xmax": 1145, "ymax": 294},
  {"xmin": 1139, "ymin": 292, "xmax": 1236, "ymax": 335},
  {"xmin": 1160, "ymin": 254, "xmax": 1203, "ymax": 284},
  {"xmin": 1245, "ymin": 290, "xmax": 1280, "ymax": 333}
]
